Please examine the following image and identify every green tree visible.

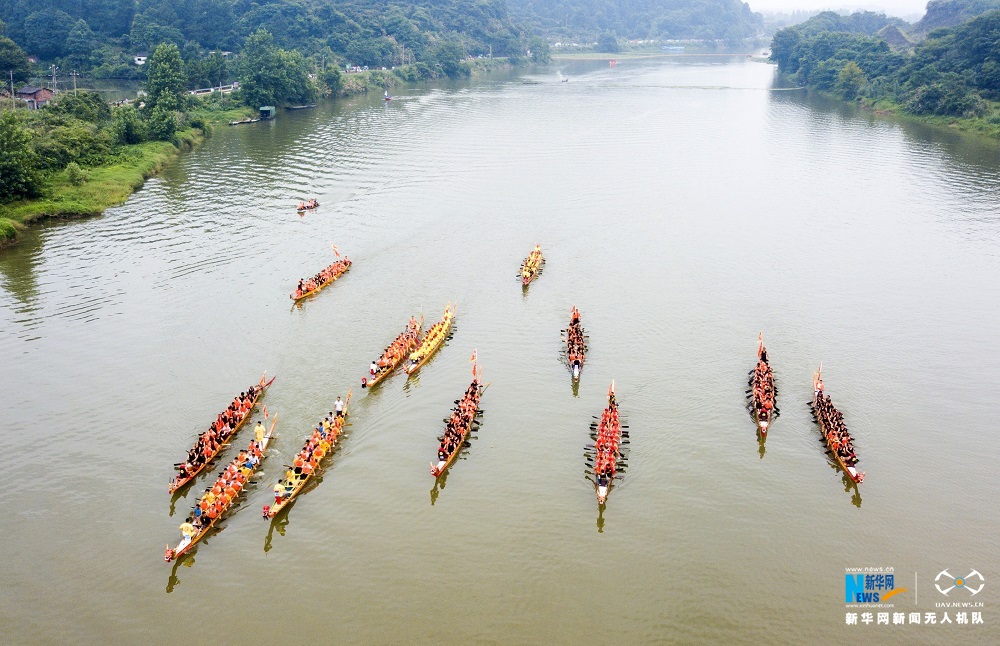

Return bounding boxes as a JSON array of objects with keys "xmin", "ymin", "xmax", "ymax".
[
  {"xmin": 0, "ymin": 113, "xmax": 41, "ymax": 202},
  {"xmin": 0, "ymin": 36, "xmax": 32, "ymax": 86},
  {"xmin": 597, "ymin": 32, "xmax": 620, "ymax": 53},
  {"xmin": 320, "ymin": 66, "xmax": 342, "ymax": 95},
  {"xmin": 238, "ymin": 29, "xmax": 283, "ymax": 107},
  {"xmin": 48, "ymin": 91, "xmax": 112, "ymax": 123},
  {"xmin": 129, "ymin": 14, "xmax": 185, "ymax": 53},
  {"xmin": 203, "ymin": 51, "xmax": 228, "ymax": 89},
  {"xmin": 65, "ymin": 20, "xmax": 100, "ymax": 69},
  {"xmin": 835, "ymin": 61, "xmax": 866, "ymax": 99},
  {"xmin": 238, "ymin": 29, "xmax": 316, "ymax": 107},
  {"xmin": 428, "ymin": 40, "xmax": 467, "ymax": 78},
  {"xmin": 529, "ymin": 36, "xmax": 551, "ymax": 64},
  {"xmin": 346, "ymin": 37, "xmax": 401, "ymax": 68},
  {"xmin": 277, "ymin": 49, "xmax": 317, "ymax": 105},
  {"xmin": 147, "ymin": 105, "xmax": 177, "ymax": 141},
  {"xmin": 23, "ymin": 9, "xmax": 77, "ymax": 59},
  {"xmin": 145, "ymin": 43, "xmax": 187, "ymax": 112},
  {"xmin": 110, "ymin": 104, "xmax": 146, "ymax": 144}
]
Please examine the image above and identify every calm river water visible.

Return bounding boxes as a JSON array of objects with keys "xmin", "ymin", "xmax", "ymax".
[{"xmin": 2, "ymin": 57, "xmax": 998, "ymax": 644}]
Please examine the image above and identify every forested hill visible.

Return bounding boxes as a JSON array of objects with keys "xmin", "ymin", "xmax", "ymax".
[
  {"xmin": 772, "ymin": 10, "xmax": 906, "ymax": 39},
  {"xmin": 0, "ymin": 0, "xmax": 524, "ymax": 70},
  {"xmin": 769, "ymin": 8, "xmax": 1000, "ymax": 122},
  {"xmin": 502, "ymin": 0, "xmax": 763, "ymax": 41},
  {"xmin": 911, "ymin": 0, "xmax": 1000, "ymax": 35}
]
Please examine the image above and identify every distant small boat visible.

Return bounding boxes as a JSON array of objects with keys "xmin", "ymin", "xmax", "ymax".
[
  {"xmin": 286, "ymin": 104, "xmax": 317, "ymax": 110},
  {"xmin": 384, "ymin": 91, "xmax": 392, "ymax": 102},
  {"xmin": 296, "ymin": 198, "xmax": 319, "ymax": 213}
]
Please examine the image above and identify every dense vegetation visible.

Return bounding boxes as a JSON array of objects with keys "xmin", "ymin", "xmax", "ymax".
[
  {"xmin": 770, "ymin": 9, "xmax": 1000, "ymax": 124},
  {"xmin": 507, "ymin": 0, "xmax": 763, "ymax": 42},
  {"xmin": 0, "ymin": 0, "xmax": 525, "ymax": 81},
  {"xmin": 0, "ymin": 41, "xmax": 249, "ymax": 237}
]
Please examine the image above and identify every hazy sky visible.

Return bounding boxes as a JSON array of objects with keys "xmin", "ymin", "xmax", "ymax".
[{"xmin": 748, "ymin": 0, "xmax": 930, "ymax": 18}]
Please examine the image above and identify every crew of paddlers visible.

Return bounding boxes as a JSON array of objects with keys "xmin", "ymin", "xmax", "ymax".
[
  {"xmin": 272, "ymin": 412, "xmax": 339, "ymax": 504},
  {"xmin": 520, "ymin": 244, "xmax": 543, "ymax": 284},
  {"xmin": 369, "ymin": 316, "xmax": 420, "ymax": 377},
  {"xmin": 592, "ymin": 387, "xmax": 621, "ymax": 497},
  {"xmin": 191, "ymin": 440, "xmax": 262, "ymax": 530},
  {"xmin": 566, "ymin": 306, "xmax": 587, "ymax": 379},
  {"xmin": 812, "ymin": 372, "xmax": 862, "ymax": 481},
  {"xmin": 171, "ymin": 384, "xmax": 259, "ymax": 487},
  {"xmin": 432, "ymin": 377, "xmax": 483, "ymax": 475},
  {"xmin": 748, "ymin": 334, "xmax": 777, "ymax": 431},
  {"xmin": 297, "ymin": 198, "xmax": 319, "ymax": 211},
  {"xmin": 408, "ymin": 305, "xmax": 453, "ymax": 367},
  {"xmin": 292, "ymin": 258, "xmax": 351, "ymax": 299}
]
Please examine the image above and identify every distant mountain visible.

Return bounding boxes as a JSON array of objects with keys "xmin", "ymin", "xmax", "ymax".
[
  {"xmin": 910, "ymin": 0, "xmax": 1000, "ymax": 36},
  {"xmin": 507, "ymin": 0, "xmax": 765, "ymax": 41},
  {"xmin": 781, "ymin": 10, "xmax": 907, "ymax": 38}
]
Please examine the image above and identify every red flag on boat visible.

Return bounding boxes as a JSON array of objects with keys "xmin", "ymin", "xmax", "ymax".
[
  {"xmin": 470, "ymin": 349, "xmax": 477, "ymax": 376},
  {"xmin": 330, "ymin": 242, "xmax": 340, "ymax": 257}
]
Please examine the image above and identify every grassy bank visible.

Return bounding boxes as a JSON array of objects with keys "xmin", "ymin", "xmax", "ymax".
[
  {"xmin": 0, "ymin": 128, "xmax": 205, "ymax": 246},
  {"xmin": 1, "ymin": 130, "xmax": 200, "ymax": 226},
  {"xmin": 0, "ymin": 97, "xmax": 255, "ymax": 247},
  {"xmin": 863, "ymin": 97, "xmax": 1000, "ymax": 140}
]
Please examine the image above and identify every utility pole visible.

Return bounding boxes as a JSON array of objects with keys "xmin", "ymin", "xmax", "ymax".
[
  {"xmin": 71, "ymin": 70, "xmax": 78, "ymax": 95},
  {"xmin": 50, "ymin": 65, "xmax": 58, "ymax": 93}
]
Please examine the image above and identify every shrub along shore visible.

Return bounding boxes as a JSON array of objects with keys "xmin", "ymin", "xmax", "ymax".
[{"xmin": 0, "ymin": 109, "xmax": 234, "ymax": 248}]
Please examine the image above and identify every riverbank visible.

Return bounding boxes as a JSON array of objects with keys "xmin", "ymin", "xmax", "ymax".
[
  {"xmin": 0, "ymin": 105, "xmax": 250, "ymax": 248},
  {"xmin": 797, "ymin": 85, "xmax": 1000, "ymax": 142},
  {"xmin": 862, "ymin": 97, "xmax": 1000, "ymax": 141},
  {"xmin": 337, "ymin": 58, "xmax": 513, "ymax": 96},
  {"xmin": 1, "ymin": 61, "xmax": 515, "ymax": 249},
  {"xmin": 0, "ymin": 131, "xmax": 200, "ymax": 247},
  {"xmin": 552, "ymin": 48, "xmax": 762, "ymax": 61}
]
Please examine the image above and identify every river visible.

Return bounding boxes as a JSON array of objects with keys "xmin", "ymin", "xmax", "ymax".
[{"xmin": 2, "ymin": 57, "xmax": 998, "ymax": 643}]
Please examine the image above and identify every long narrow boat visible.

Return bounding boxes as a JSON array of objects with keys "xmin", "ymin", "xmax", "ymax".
[
  {"xmin": 590, "ymin": 381, "xmax": 623, "ymax": 505},
  {"xmin": 168, "ymin": 373, "xmax": 275, "ymax": 494},
  {"xmin": 519, "ymin": 245, "xmax": 544, "ymax": 286},
  {"xmin": 565, "ymin": 305, "xmax": 587, "ymax": 382},
  {"xmin": 263, "ymin": 391, "xmax": 352, "ymax": 518},
  {"xmin": 362, "ymin": 315, "xmax": 423, "ymax": 388},
  {"xmin": 747, "ymin": 333, "xmax": 777, "ymax": 437},
  {"xmin": 810, "ymin": 366, "xmax": 864, "ymax": 484},
  {"xmin": 290, "ymin": 257, "xmax": 351, "ymax": 301},
  {"xmin": 430, "ymin": 372, "xmax": 485, "ymax": 477},
  {"xmin": 404, "ymin": 303, "xmax": 455, "ymax": 375},
  {"xmin": 165, "ymin": 415, "xmax": 278, "ymax": 561}
]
